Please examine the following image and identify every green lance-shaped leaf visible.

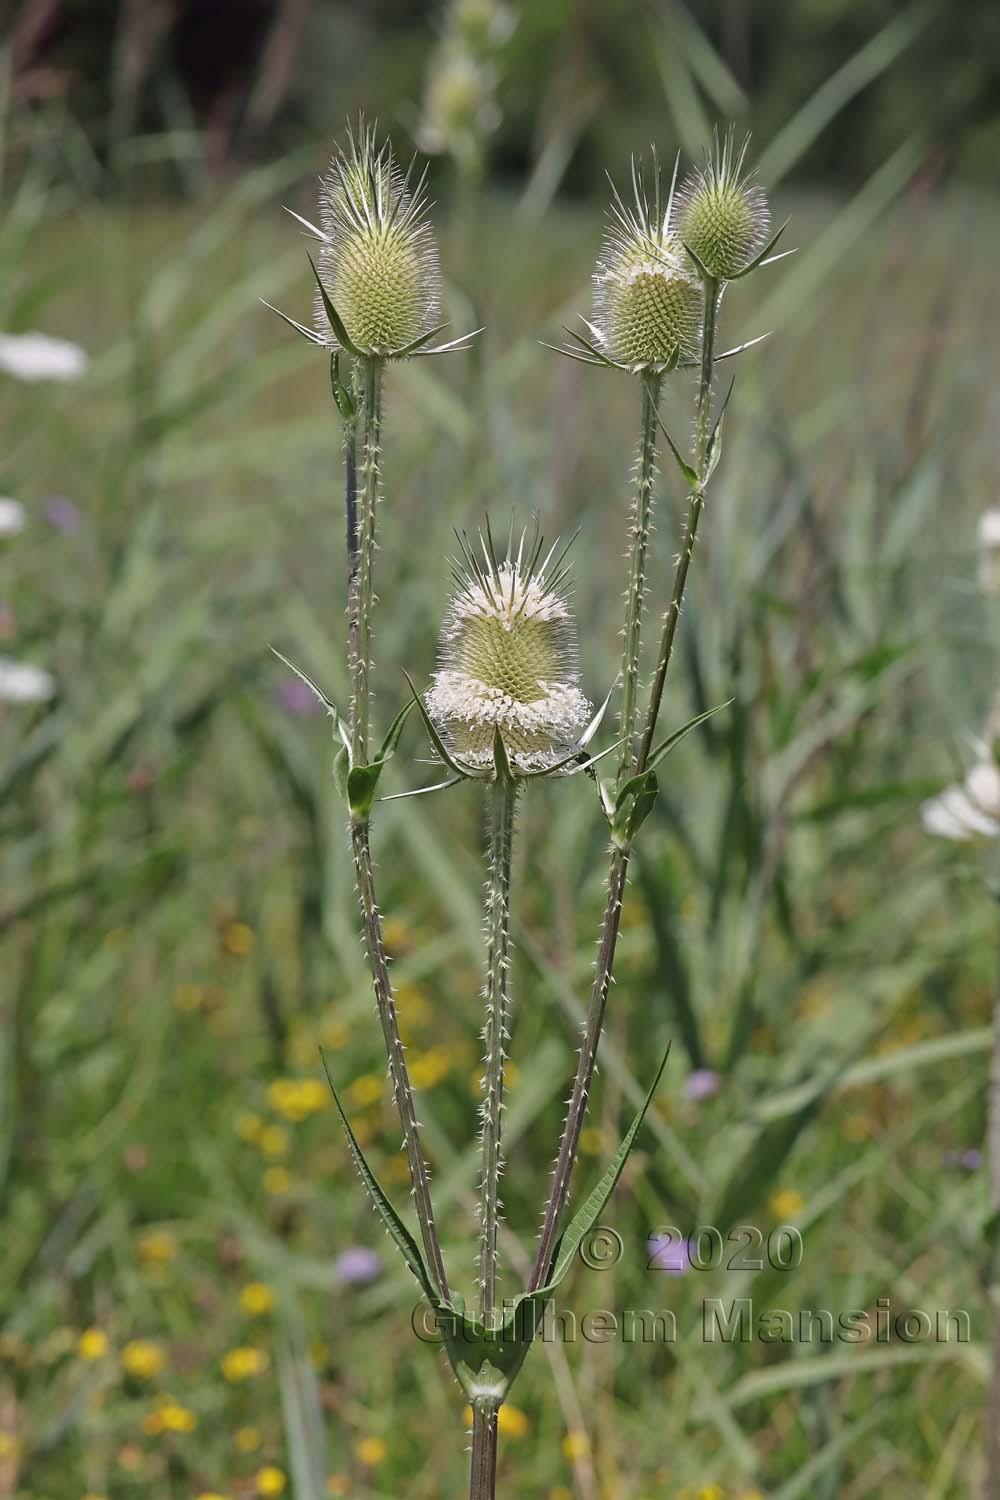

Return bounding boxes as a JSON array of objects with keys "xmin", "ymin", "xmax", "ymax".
[
  {"xmin": 437, "ymin": 1049, "xmax": 671, "ymax": 1398},
  {"xmin": 611, "ymin": 769, "xmax": 659, "ymax": 848},
  {"xmin": 645, "ymin": 699, "xmax": 734, "ymax": 772},
  {"xmin": 401, "ymin": 671, "xmax": 482, "ymax": 781},
  {"xmin": 319, "ymin": 1051, "xmax": 444, "ymax": 1312},
  {"xmin": 330, "ymin": 352, "xmax": 356, "ymax": 421},
  {"xmin": 308, "ymin": 254, "xmax": 367, "ymax": 358},
  {"xmin": 345, "ymin": 699, "xmax": 416, "ymax": 820},
  {"xmin": 269, "ymin": 648, "xmax": 351, "ymax": 754},
  {"xmin": 535, "ymin": 1044, "xmax": 671, "ymax": 1294},
  {"xmin": 654, "ymin": 412, "xmax": 699, "ymax": 488}
]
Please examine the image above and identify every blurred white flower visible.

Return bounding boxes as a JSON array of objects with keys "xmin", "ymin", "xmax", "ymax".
[
  {"xmin": 0, "ymin": 498, "xmax": 26, "ymax": 537},
  {"xmin": 0, "ymin": 655, "xmax": 56, "ymax": 703},
  {"xmin": 0, "ymin": 331, "xmax": 89, "ymax": 383},
  {"xmin": 922, "ymin": 758, "xmax": 1000, "ymax": 841},
  {"xmin": 978, "ymin": 508, "xmax": 1000, "ymax": 595}
]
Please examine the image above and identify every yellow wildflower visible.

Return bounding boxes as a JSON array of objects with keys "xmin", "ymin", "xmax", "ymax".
[
  {"xmin": 234, "ymin": 1426, "xmax": 262, "ymax": 1453},
  {"xmin": 259, "ymin": 1125, "xmax": 289, "ymax": 1159},
  {"xmin": 263, "ymin": 1166, "xmax": 292, "ymax": 1195},
  {"xmin": 175, "ymin": 982, "xmax": 204, "ymax": 1011},
  {"xmin": 348, "ymin": 1073, "xmax": 383, "ymax": 1108},
  {"xmin": 240, "ymin": 1282, "xmax": 275, "ymax": 1316},
  {"xmin": 562, "ymin": 1432, "xmax": 590, "ymax": 1461},
  {"xmin": 137, "ymin": 1230, "xmax": 177, "ymax": 1269},
  {"xmin": 698, "ymin": 1485, "xmax": 725, "ymax": 1500},
  {"xmin": 497, "ymin": 1405, "xmax": 528, "ymax": 1438},
  {"xmin": 320, "ymin": 1018, "xmax": 350, "ymax": 1050},
  {"xmin": 144, "ymin": 1398, "xmax": 197, "ymax": 1434},
  {"xmin": 268, "ymin": 1078, "xmax": 329, "ymax": 1122},
  {"xmin": 355, "ymin": 1436, "xmax": 388, "ymax": 1466},
  {"xmin": 77, "ymin": 1328, "xmax": 108, "ymax": 1362},
  {"xmin": 410, "ymin": 1048, "xmax": 450, "ymax": 1090},
  {"xmin": 769, "ymin": 1188, "xmax": 806, "ymax": 1220},
  {"xmin": 223, "ymin": 921, "xmax": 255, "ymax": 956},
  {"xmin": 0, "ymin": 1434, "xmax": 20, "ymax": 1461},
  {"xmin": 256, "ymin": 1467, "xmax": 287, "ymax": 1496},
  {"xmin": 221, "ymin": 1346, "xmax": 268, "ymax": 1382},
  {"xmin": 122, "ymin": 1340, "xmax": 166, "ymax": 1381},
  {"xmin": 237, "ymin": 1113, "xmax": 265, "ymax": 1144}
]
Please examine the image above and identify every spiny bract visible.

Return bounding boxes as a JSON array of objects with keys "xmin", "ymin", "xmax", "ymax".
[
  {"xmin": 314, "ymin": 123, "xmax": 441, "ymax": 356},
  {"xmin": 593, "ymin": 158, "xmax": 702, "ymax": 369},
  {"xmin": 676, "ymin": 129, "xmax": 770, "ymax": 281},
  {"xmin": 426, "ymin": 530, "xmax": 591, "ymax": 774}
]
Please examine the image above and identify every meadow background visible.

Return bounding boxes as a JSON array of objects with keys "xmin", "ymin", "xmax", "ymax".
[{"xmin": 2, "ymin": 1, "xmax": 999, "ymax": 1497}]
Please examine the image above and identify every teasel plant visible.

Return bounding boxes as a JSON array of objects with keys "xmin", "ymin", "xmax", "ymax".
[
  {"xmin": 270, "ymin": 123, "xmax": 790, "ymax": 1500},
  {"xmin": 921, "ymin": 517, "xmax": 1000, "ymax": 1500}
]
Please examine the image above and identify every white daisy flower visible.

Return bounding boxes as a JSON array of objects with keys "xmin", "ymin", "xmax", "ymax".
[
  {"xmin": 0, "ymin": 655, "xmax": 56, "ymax": 703},
  {"xmin": 0, "ymin": 331, "xmax": 89, "ymax": 383}
]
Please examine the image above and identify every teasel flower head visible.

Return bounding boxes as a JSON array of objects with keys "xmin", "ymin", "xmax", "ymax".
[
  {"xmin": 425, "ymin": 527, "xmax": 594, "ymax": 778},
  {"xmin": 313, "ymin": 121, "xmax": 443, "ymax": 358},
  {"xmin": 590, "ymin": 155, "xmax": 702, "ymax": 372},
  {"xmin": 675, "ymin": 129, "xmax": 771, "ymax": 282}
]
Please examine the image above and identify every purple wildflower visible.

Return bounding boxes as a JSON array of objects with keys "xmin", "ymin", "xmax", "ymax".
[
  {"xmin": 647, "ymin": 1233, "xmax": 691, "ymax": 1275},
  {"xmin": 334, "ymin": 1247, "xmax": 382, "ymax": 1285},
  {"xmin": 44, "ymin": 496, "xmax": 81, "ymax": 532},
  {"xmin": 684, "ymin": 1068, "xmax": 721, "ymax": 1102},
  {"xmin": 276, "ymin": 675, "xmax": 321, "ymax": 718}
]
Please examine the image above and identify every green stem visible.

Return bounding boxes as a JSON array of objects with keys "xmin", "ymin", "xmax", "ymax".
[
  {"xmin": 469, "ymin": 1402, "xmax": 499, "ymax": 1500},
  {"xmin": 350, "ymin": 824, "xmax": 450, "ymax": 1302},
  {"xmin": 353, "ymin": 356, "xmax": 383, "ymax": 764},
  {"xmin": 618, "ymin": 372, "xmax": 661, "ymax": 787},
  {"xmin": 339, "ymin": 354, "xmax": 449, "ymax": 1305},
  {"xmin": 985, "ymin": 895, "xmax": 1000, "ymax": 1500},
  {"xmin": 636, "ymin": 276, "xmax": 719, "ymax": 770},
  {"xmin": 532, "ymin": 284, "xmax": 721, "ymax": 1292},
  {"xmin": 478, "ymin": 774, "xmax": 517, "ymax": 1326}
]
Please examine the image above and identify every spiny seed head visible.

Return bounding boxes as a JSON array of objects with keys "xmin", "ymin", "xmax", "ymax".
[
  {"xmin": 593, "ymin": 155, "xmax": 702, "ymax": 370},
  {"xmin": 426, "ymin": 527, "xmax": 591, "ymax": 775},
  {"xmin": 315, "ymin": 121, "xmax": 441, "ymax": 356},
  {"xmin": 676, "ymin": 129, "xmax": 770, "ymax": 281}
]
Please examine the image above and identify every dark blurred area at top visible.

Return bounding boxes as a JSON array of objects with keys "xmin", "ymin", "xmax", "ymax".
[{"xmin": 7, "ymin": 0, "xmax": 1000, "ymax": 188}]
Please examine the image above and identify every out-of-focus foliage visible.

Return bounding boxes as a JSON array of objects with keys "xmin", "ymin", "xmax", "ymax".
[{"xmin": 8, "ymin": 0, "xmax": 1000, "ymax": 184}]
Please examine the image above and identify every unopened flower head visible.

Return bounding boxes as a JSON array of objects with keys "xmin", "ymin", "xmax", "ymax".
[
  {"xmin": 676, "ymin": 129, "xmax": 770, "ymax": 281},
  {"xmin": 593, "ymin": 157, "xmax": 702, "ymax": 370},
  {"xmin": 314, "ymin": 122, "xmax": 441, "ymax": 356},
  {"xmin": 426, "ymin": 528, "xmax": 591, "ymax": 774}
]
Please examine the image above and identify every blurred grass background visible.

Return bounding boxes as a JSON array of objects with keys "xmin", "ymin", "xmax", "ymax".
[{"xmin": 2, "ymin": 2, "xmax": 999, "ymax": 1497}]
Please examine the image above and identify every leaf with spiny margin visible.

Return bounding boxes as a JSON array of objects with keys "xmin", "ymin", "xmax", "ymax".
[
  {"xmin": 510, "ymin": 1047, "xmax": 672, "ymax": 1319},
  {"xmin": 611, "ymin": 768, "xmax": 659, "ymax": 847},
  {"xmin": 308, "ymin": 255, "xmax": 366, "ymax": 357},
  {"xmin": 261, "ymin": 299, "xmax": 325, "ymax": 346},
  {"xmin": 319, "ymin": 1050, "xmax": 444, "ymax": 1309},
  {"xmin": 655, "ymin": 413, "xmax": 699, "ymax": 488},
  {"xmin": 704, "ymin": 378, "xmax": 735, "ymax": 481},
  {"xmin": 402, "ymin": 671, "xmax": 481, "ymax": 781},
  {"xmin": 730, "ymin": 218, "xmax": 790, "ymax": 278},
  {"xmin": 330, "ymin": 353, "xmax": 355, "ymax": 421},
  {"xmin": 645, "ymin": 699, "xmax": 734, "ymax": 772},
  {"xmin": 269, "ymin": 648, "xmax": 350, "ymax": 754}
]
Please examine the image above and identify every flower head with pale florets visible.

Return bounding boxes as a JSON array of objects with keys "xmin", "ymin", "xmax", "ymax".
[
  {"xmin": 425, "ymin": 529, "xmax": 592, "ymax": 777},
  {"xmin": 591, "ymin": 156, "xmax": 702, "ymax": 372},
  {"xmin": 676, "ymin": 129, "xmax": 771, "ymax": 282},
  {"xmin": 314, "ymin": 122, "xmax": 442, "ymax": 358}
]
